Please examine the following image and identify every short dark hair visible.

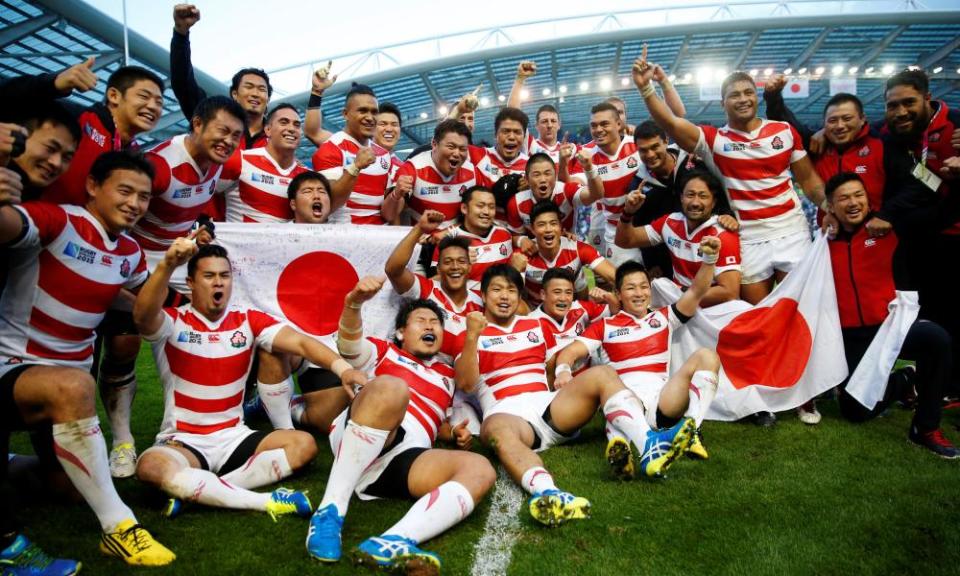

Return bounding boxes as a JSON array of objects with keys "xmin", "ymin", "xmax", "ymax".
[
  {"xmin": 634, "ymin": 120, "xmax": 667, "ymax": 142},
  {"xmin": 525, "ymin": 152, "xmax": 555, "ymax": 174},
  {"xmin": 605, "ymin": 96, "xmax": 625, "ymax": 107},
  {"xmin": 193, "ymin": 95, "xmax": 247, "ymax": 131},
  {"xmin": 393, "ymin": 298, "xmax": 446, "ymax": 346},
  {"xmin": 541, "ymin": 267, "xmax": 576, "ymax": 290},
  {"xmin": 885, "ymin": 69, "xmax": 929, "ymax": 96},
  {"xmin": 824, "ymin": 172, "xmax": 865, "ymax": 201},
  {"xmin": 346, "ymin": 82, "xmax": 377, "ymax": 106},
  {"xmin": 529, "ymin": 198, "xmax": 561, "ymax": 224},
  {"xmin": 378, "ymin": 102, "xmax": 402, "ymax": 126},
  {"xmin": 433, "ymin": 119, "xmax": 471, "ymax": 143},
  {"xmin": 437, "ymin": 235, "xmax": 471, "ymax": 260},
  {"xmin": 823, "ymin": 93, "xmax": 864, "ymax": 117},
  {"xmin": 88, "ymin": 150, "xmax": 155, "ymax": 185},
  {"xmin": 721, "ymin": 71, "xmax": 756, "ymax": 99},
  {"xmin": 266, "ymin": 103, "xmax": 300, "ymax": 124},
  {"xmin": 536, "ymin": 104, "xmax": 559, "ymax": 122},
  {"xmin": 679, "ymin": 169, "xmax": 725, "ymax": 202},
  {"xmin": 494, "ymin": 107, "xmax": 528, "ymax": 133},
  {"xmin": 590, "ymin": 102, "xmax": 620, "ymax": 117},
  {"xmin": 15, "ymin": 102, "xmax": 81, "ymax": 145},
  {"xmin": 230, "ymin": 68, "xmax": 272, "ymax": 98},
  {"xmin": 615, "ymin": 260, "xmax": 650, "ymax": 291},
  {"xmin": 286, "ymin": 170, "xmax": 330, "ymax": 200},
  {"xmin": 461, "ymin": 184, "xmax": 494, "ymax": 206},
  {"xmin": 481, "ymin": 263, "xmax": 524, "ymax": 294},
  {"xmin": 106, "ymin": 66, "xmax": 164, "ymax": 98},
  {"xmin": 187, "ymin": 244, "xmax": 230, "ymax": 279}
]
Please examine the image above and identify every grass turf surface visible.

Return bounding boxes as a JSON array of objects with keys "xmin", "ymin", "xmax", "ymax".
[{"xmin": 8, "ymin": 346, "xmax": 960, "ymax": 576}]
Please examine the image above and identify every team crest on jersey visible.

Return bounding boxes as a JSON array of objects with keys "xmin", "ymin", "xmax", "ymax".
[
  {"xmin": 608, "ymin": 327, "xmax": 629, "ymax": 339},
  {"xmin": 4, "ymin": 356, "xmax": 22, "ymax": 365},
  {"xmin": 380, "ymin": 157, "xmax": 389, "ymax": 170},
  {"xmin": 771, "ymin": 136, "xmax": 784, "ymax": 150},
  {"xmin": 647, "ymin": 317, "xmax": 662, "ymax": 329},
  {"xmin": 928, "ymin": 132, "xmax": 940, "ymax": 143},
  {"xmin": 858, "ymin": 145, "xmax": 871, "ymax": 157},
  {"xmin": 63, "ymin": 241, "xmax": 96, "ymax": 264},
  {"xmin": 230, "ymin": 331, "xmax": 247, "ymax": 348},
  {"xmin": 119, "ymin": 258, "xmax": 131, "ymax": 278},
  {"xmin": 626, "ymin": 157, "xmax": 638, "ymax": 169},
  {"xmin": 526, "ymin": 331, "xmax": 540, "ymax": 344},
  {"xmin": 855, "ymin": 165, "xmax": 867, "ymax": 174},
  {"xmin": 499, "ymin": 244, "xmax": 508, "ymax": 256},
  {"xmin": 177, "ymin": 331, "xmax": 202, "ymax": 344}
]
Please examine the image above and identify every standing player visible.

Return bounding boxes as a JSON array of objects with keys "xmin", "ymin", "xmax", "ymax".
[
  {"xmin": 132, "ymin": 241, "xmax": 363, "ymax": 517},
  {"xmin": 521, "ymin": 200, "xmax": 615, "ymax": 305},
  {"xmin": 456, "ymin": 265, "xmax": 695, "ymax": 526},
  {"xmin": 219, "ymin": 104, "xmax": 309, "ymax": 223},
  {"xmin": 0, "ymin": 151, "xmax": 174, "ymax": 566},
  {"xmin": 554, "ymin": 246, "xmax": 723, "ymax": 475},
  {"xmin": 507, "ymin": 61, "xmax": 567, "ymax": 161},
  {"xmin": 506, "ymin": 152, "xmax": 603, "ymax": 239},
  {"xmin": 307, "ymin": 278, "xmax": 495, "ymax": 571},
  {"xmin": 312, "ymin": 84, "xmax": 392, "ymax": 225},
  {"xmin": 616, "ymin": 171, "xmax": 742, "ymax": 306}
]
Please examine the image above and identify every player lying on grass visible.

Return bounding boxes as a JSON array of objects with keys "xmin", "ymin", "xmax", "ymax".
[
  {"xmin": 554, "ymin": 242, "xmax": 722, "ymax": 479},
  {"xmin": 132, "ymin": 242, "xmax": 366, "ymax": 520},
  {"xmin": 455, "ymin": 264, "xmax": 695, "ymax": 527},
  {"xmin": 307, "ymin": 276, "xmax": 495, "ymax": 574}
]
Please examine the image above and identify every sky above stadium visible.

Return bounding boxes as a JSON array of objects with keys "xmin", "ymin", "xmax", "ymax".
[{"xmin": 82, "ymin": 0, "xmax": 957, "ymax": 96}]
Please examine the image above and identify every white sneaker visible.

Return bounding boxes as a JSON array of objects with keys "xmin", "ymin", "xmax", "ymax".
[
  {"xmin": 797, "ymin": 401, "xmax": 821, "ymax": 425},
  {"xmin": 109, "ymin": 443, "xmax": 137, "ymax": 478}
]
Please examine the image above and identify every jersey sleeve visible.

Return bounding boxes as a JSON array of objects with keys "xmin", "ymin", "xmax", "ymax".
[
  {"xmin": 142, "ymin": 308, "xmax": 177, "ymax": 343},
  {"xmin": 693, "ymin": 126, "xmax": 716, "ymax": 162},
  {"xmin": 215, "ymin": 149, "xmax": 243, "ymax": 191},
  {"xmin": 13, "ymin": 202, "xmax": 68, "ymax": 248},
  {"xmin": 312, "ymin": 141, "xmax": 345, "ymax": 181},
  {"xmin": 664, "ymin": 305, "xmax": 688, "ymax": 328},
  {"xmin": 145, "ymin": 152, "xmax": 172, "ymax": 196},
  {"xmin": 714, "ymin": 229, "xmax": 742, "ymax": 274},
  {"xmin": 788, "ymin": 123, "xmax": 808, "ymax": 163},
  {"xmin": 399, "ymin": 272, "xmax": 432, "ymax": 300},
  {"xmin": 506, "ymin": 197, "xmax": 524, "ymax": 234},
  {"xmin": 575, "ymin": 318, "xmax": 604, "ymax": 356},
  {"xmin": 644, "ymin": 215, "xmax": 669, "ymax": 245},
  {"xmin": 537, "ymin": 319, "xmax": 557, "ymax": 352},
  {"xmin": 576, "ymin": 240, "xmax": 604, "ymax": 268},
  {"xmin": 563, "ymin": 181, "xmax": 585, "ymax": 207},
  {"xmin": 580, "ymin": 300, "xmax": 610, "ymax": 321},
  {"xmin": 248, "ymin": 309, "xmax": 286, "ymax": 351}
]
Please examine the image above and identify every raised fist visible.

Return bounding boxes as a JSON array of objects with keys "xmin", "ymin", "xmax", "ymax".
[
  {"xmin": 164, "ymin": 236, "xmax": 199, "ymax": 268},
  {"xmin": 699, "ymin": 235, "xmax": 721, "ymax": 258},
  {"xmin": 173, "ymin": 4, "xmax": 200, "ymax": 35},
  {"xmin": 0, "ymin": 167, "xmax": 24, "ymax": 205},
  {"xmin": 465, "ymin": 311, "xmax": 488, "ymax": 337},
  {"xmin": 576, "ymin": 149, "xmax": 594, "ymax": 172},
  {"xmin": 346, "ymin": 275, "xmax": 386, "ymax": 306},
  {"xmin": 418, "ymin": 210, "xmax": 445, "ymax": 233},
  {"xmin": 354, "ymin": 147, "xmax": 376, "ymax": 170},
  {"xmin": 516, "ymin": 61, "xmax": 537, "ymax": 79},
  {"xmin": 765, "ymin": 73, "xmax": 787, "ymax": 94},
  {"xmin": 395, "ymin": 174, "xmax": 414, "ymax": 197}
]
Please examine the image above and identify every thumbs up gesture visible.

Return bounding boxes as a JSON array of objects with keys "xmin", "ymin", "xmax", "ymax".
[{"xmin": 55, "ymin": 57, "xmax": 98, "ymax": 93}]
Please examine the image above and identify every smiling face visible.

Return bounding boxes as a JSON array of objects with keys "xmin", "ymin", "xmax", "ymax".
[
  {"xmin": 231, "ymin": 73, "xmax": 269, "ymax": 118},
  {"xmin": 375, "ymin": 111, "xmax": 400, "ymax": 151},
  {"xmin": 437, "ymin": 245, "xmax": 470, "ymax": 293},
  {"xmin": 531, "ymin": 210, "xmax": 562, "ymax": 253},
  {"xmin": 397, "ymin": 306, "xmax": 443, "ymax": 358},
  {"xmin": 291, "ymin": 178, "xmax": 330, "ymax": 224},
  {"xmin": 541, "ymin": 277, "xmax": 575, "ymax": 321},
  {"xmin": 722, "ymin": 80, "xmax": 759, "ymax": 126},
  {"xmin": 108, "ymin": 79, "xmax": 164, "ymax": 136},
  {"xmin": 343, "ymin": 94, "xmax": 378, "ymax": 141},
  {"xmin": 589, "ymin": 109, "xmax": 622, "ymax": 151},
  {"xmin": 680, "ymin": 177, "xmax": 716, "ymax": 227},
  {"xmin": 830, "ymin": 179, "xmax": 870, "ymax": 229},
  {"xmin": 432, "ymin": 131, "xmax": 469, "ymax": 177},
  {"xmin": 496, "ymin": 118, "xmax": 525, "ymax": 161},
  {"xmin": 483, "ymin": 274, "xmax": 520, "ymax": 324},
  {"xmin": 824, "ymin": 101, "xmax": 866, "ymax": 149},
  {"xmin": 192, "ymin": 110, "xmax": 244, "ymax": 165},
  {"xmin": 526, "ymin": 158, "xmax": 557, "ymax": 200},
  {"xmin": 617, "ymin": 270, "xmax": 652, "ymax": 317},
  {"xmin": 86, "ymin": 168, "xmax": 152, "ymax": 235},
  {"xmin": 265, "ymin": 107, "xmax": 302, "ymax": 153},
  {"xmin": 461, "ymin": 189, "xmax": 496, "ymax": 234},
  {"xmin": 884, "ymin": 84, "xmax": 931, "ymax": 141},
  {"xmin": 635, "ymin": 135, "xmax": 670, "ymax": 176},
  {"xmin": 16, "ymin": 121, "xmax": 76, "ymax": 188},
  {"xmin": 187, "ymin": 256, "xmax": 232, "ymax": 319}
]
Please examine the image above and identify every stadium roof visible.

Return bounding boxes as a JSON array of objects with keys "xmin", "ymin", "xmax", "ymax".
[{"xmin": 2, "ymin": 0, "xmax": 958, "ymax": 161}]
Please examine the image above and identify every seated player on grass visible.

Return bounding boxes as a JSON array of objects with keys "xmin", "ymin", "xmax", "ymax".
[
  {"xmin": 456, "ymin": 264, "xmax": 695, "ymax": 527},
  {"xmin": 555, "ymin": 248, "xmax": 723, "ymax": 478},
  {"xmin": 132, "ymin": 242, "xmax": 366, "ymax": 520},
  {"xmin": 307, "ymin": 277, "xmax": 494, "ymax": 575}
]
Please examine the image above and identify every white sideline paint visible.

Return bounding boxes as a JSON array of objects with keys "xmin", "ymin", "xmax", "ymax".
[{"xmin": 470, "ymin": 466, "xmax": 524, "ymax": 576}]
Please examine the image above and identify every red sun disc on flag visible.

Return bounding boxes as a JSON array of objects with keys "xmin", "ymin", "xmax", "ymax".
[
  {"xmin": 716, "ymin": 299, "xmax": 812, "ymax": 389},
  {"xmin": 276, "ymin": 251, "xmax": 359, "ymax": 336},
  {"xmin": 790, "ymin": 83, "xmax": 801, "ymax": 93}
]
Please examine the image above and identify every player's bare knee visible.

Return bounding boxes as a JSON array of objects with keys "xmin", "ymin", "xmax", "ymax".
[
  {"xmin": 256, "ymin": 349, "xmax": 290, "ymax": 383},
  {"xmin": 285, "ymin": 432, "xmax": 318, "ymax": 469},
  {"xmin": 694, "ymin": 348, "xmax": 720, "ymax": 372},
  {"xmin": 50, "ymin": 372, "xmax": 96, "ymax": 419},
  {"xmin": 465, "ymin": 455, "xmax": 497, "ymax": 500},
  {"xmin": 365, "ymin": 375, "xmax": 410, "ymax": 410},
  {"xmin": 107, "ymin": 334, "xmax": 141, "ymax": 362},
  {"xmin": 135, "ymin": 451, "xmax": 170, "ymax": 487}
]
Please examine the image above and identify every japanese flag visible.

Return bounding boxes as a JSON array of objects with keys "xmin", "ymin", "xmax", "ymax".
[
  {"xmin": 652, "ymin": 232, "xmax": 848, "ymax": 421},
  {"xmin": 783, "ymin": 78, "xmax": 809, "ymax": 99},
  {"xmin": 216, "ymin": 223, "xmax": 416, "ymax": 344}
]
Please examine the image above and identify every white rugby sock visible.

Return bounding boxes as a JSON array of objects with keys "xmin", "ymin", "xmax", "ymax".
[
  {"xmin": 318, "ymin": 420, "xmax": 389, "ymax": 516},
  {"xmin": 257, "ymin": 378, "xmax": 294, "ymax": 430},
  {"xmin": 688, "ymin": 371, "xmax": 719, "ymax": 428},
  {"xmin": 164, "ymin": 468, "xmax": 269, "ymax": 511},
  {"xmin": 52, "ymin": 417, "xmax": 134, "ymax": 532},
  {"xmin": 99, "ymin": 368, "xmax": 136, "ymax": 447},
  {"xmin": 520, "ymin": 466, "xmax": 557, "ymax": 496},
  {"xmin": 602, "ymin": 390, "xmax": 652, "ymax": 449},
  {"xmin": 219, "ymin": 448, "xmax": 292, "ymax": 490},
  {"xmin": 383, "ymin": 481, "xmax": 474, "ymax": 544},
  {"xmin": 605, "ymin": 422, "xmax": 628, "ymax": 443},
  {"xmin": 289, "ymin": 395, "xmax": 306, "ymax": 427}
]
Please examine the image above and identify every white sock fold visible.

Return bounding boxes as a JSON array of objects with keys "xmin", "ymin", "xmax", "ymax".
[
  {"xmin": 383, "ymin": 481, "xmax": 475, "ymax": 544},
  {"xmin": 602, "ymin": 390, "xmax": 652, "ymax": 449},
  {"xmin": 100, "ymin": 369, "xmax": 137, "ymax": 447},
  {"xmin": 318, "ymin": 419, "xmax": 390, "ymax": 516},
  {"xmin": 52, "ymin": 417, "xmax": 134, "ymax": 532},
  {"xmin": 689, "ymin": 371, "xmax": 719, "ymax": 428},
  {"xmin": 520, "ymin": 466, "xmax": 557, "ymax": 496},
  {"xmin": 164, "ymin": 468, "xmax": 270, "ymax": 511},
  {"xmin": 219, "ymin": 448, "xmax": 293, "ymax": 489},
  {"xmin": 256, "ymin": 378, "xmax": 295, "ymax": 430}
]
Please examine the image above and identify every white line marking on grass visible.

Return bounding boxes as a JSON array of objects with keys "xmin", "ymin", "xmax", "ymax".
[{"xmin": 470, "ymin": 466, "xmax": 524, "ymax": 576}]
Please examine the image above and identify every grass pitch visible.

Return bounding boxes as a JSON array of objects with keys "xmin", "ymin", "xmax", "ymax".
[{"xmin": 8, "ymin": 346, "xmax": 960, "ymax": 575}]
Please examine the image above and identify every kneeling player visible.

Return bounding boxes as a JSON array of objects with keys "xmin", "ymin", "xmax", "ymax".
[
  {"xmin": 555, "ymin": 241, "xmax": 722, "ymax": 478},
  {"xmin": 457, "ymin": 265, "xmax": 695, "ymax": 527},
  {"xmin": 306, "ymin": 277, "xmax": 494, "ymax": 574},
  {"xmin": 132, "ymin": 241, "xmax": 365, "ymax": 520}
]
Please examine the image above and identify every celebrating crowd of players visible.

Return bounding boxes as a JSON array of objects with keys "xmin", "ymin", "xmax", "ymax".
[{"xmin": 0, "ymin": 4, "xmax": 959, "ymax": 574}]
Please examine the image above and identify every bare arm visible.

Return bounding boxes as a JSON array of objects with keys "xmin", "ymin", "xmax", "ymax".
[
  {"xmin": 0, "ymin": 204, "xmax": 26, "ymax": 245},
  {"xmin": 553, "ymin": 340, "xmax": 590, "ymax": 389},
  {"xmin": 575, "ymin": 149, "xmax": 605, "ymax": 205},
  {"xmin": 507, "ymin": 61, "xmax": 537, "ymax": 109},
  {"xmin": 653, "ymin": 65, "xmax": 686, "ymax": 118},
  {"xmin": 133, "ymin": 237, "xmax": 197, "ymax": 336},
  {"xmin": 633, "ymin": 55, "xmax": 700, "ymax": 153},
  {"xmin": 698, "ymin": 269, "xmax": 741, "ymax": 307},
  {"xmin": 614, "ymin": 188, "xmax": 654, "ymax": 248},
  {"xmin": 791, "ymin": 155, "xmax": 825, "ymax": 207},
  {"xmin": 591, "ymin": 258, "xmax": 616, "ymax": 286},
  {"xmin": 385, "ymin": 211, "xmax": 443, "ymax": 294},
  {"xmin": 675, "ymin": 236, "xmax": 720, "ymax": 317}
]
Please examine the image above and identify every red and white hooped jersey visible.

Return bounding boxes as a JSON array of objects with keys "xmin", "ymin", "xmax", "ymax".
[
  {"xmin": 569, "ymin": 139, "xmax": 640, "ymax": 229},
  {"xmin": 400, "ymin": 272, "xmax": 484, "ymax": 317},
  {"xmin": 644, "ymin": 213, "xmax": 742, "ymax": 287},
  {"xmin": 0, "ymin": 203, "xmax": 147, "ymax": 375},
  {"xmin": 356, "ymin": 337, "xmax": 456, "ymax": 442},
  {"xmin": 470, "ymin": 145, "xmax": 528, "ymax": 187},
  {"xmin": 506, "ymin": 181, "xmax": 583, "ymax": 235},
  {"xmin": 144, "ymin": 305, "xmax": 286, "ymax": 436},
  {"xmin": 133, "ymin": 135, "xmax": 223, "ymax": 254},
  {"xmin": 438, "ymin": 225, "xmax": 514, "ymax": 291},
  {"xmin": 457, "ymin": 315, "xmax": 557, "ymax": 413},
  {"xmin": 313, "ymin": 131, "xmax": 392, "ymax": 225},
  {"xmin": 527, "ymin": 136, "xmax": 572, "ymax": 164},
  {"xmin": 577, "ymin": 307, "xmax": 682, "ymax": 385},
  {"xmin": 530, "ymin": 300, "xmax": 609, "ymax": 368},
  {"xmin": 524, "ymin": 237, "xmax": 603, "ymax": 305},
  {"xmin": 694, "ymin": 120, "xmax": 808, "ymax": 242},
  {"xmin": 396, "ymin": 153, "xmax": 477, "ymax": 228},
  {"xmin": 219, "ymin": 147, "xmax": 309, "ymax": 223}
]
